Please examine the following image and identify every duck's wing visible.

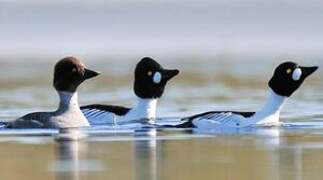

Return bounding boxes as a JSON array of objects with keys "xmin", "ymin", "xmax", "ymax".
[
  {"xmin": 81, "ymin": 104, "xmax": 131, "ymax": 125},
  {"xmin": 173, "ymin": 111, "xmax": 255, "ymax": 128},
  {"xmin": 7, "ymin": 112, "xmax": 51, "ymax": 128}
]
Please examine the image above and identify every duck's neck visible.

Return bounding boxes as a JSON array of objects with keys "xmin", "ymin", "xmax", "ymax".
[
  {"xmin": 128, "ymin": 98, "xmax": 158, "ymax": 120},
  {"xmin": 57, "ymin": 91, "xmax": 81, "ymax": 113},
  {"xmin": 253, "ymin": 89, "xmax": 287, "ymax": 123}
]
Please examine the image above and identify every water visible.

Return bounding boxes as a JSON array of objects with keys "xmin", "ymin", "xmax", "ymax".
[{"xmin": 0, "ymin": 58, "xmax": 322, "ymax": 179}]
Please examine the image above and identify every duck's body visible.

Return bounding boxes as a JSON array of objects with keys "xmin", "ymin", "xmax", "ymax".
[
  {"xmin": 179, "ymin": 89, "xmax": 285, "ymax": 128},
  {"xmin": 9, "ymin": 92, "xmax": 89, "ymax": 128},
  {"xmin": 82, "ymin": 98, "xmax": 157, "ymax": 125}
]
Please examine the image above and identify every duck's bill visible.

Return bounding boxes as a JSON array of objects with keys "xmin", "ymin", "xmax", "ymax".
[
  {"xmin": 162, "ymin": 69, "xmax": 180, "ymax": 81},
  {"xmin": 83, "ymin": 68, "xmax": 100, "ymax": 80},
  {"xmin": 300, "ymin": 66, "xmax": 319, "ymax": 79}
]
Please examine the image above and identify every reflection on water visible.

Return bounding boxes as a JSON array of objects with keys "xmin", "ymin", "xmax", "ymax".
[
  {"xmin": 0, "ymin": 127, "xmax": 323, "ymax": 179},
  {"xmin": 134, "ymin": 129, "xmax": 159, "ymax": 180},
  {"xmin": 53, "ymin": 129, "xmax": 103, "ymax": 180},
  {"xmin": 54, "ymin": 140, "xmax": 87, "ymax": 180}
]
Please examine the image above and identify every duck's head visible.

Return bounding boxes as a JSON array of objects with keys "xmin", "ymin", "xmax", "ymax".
[
  {"xmin": 269, "ymin": 61, "xmax": 318, "ymax": 97},
  {"xmin": 53, "ymin": 57, "xmax": 100, "ymax": 92},
  {"xmin": 134, "ymin": 57, "xmax": 179, "ymax": 99}
]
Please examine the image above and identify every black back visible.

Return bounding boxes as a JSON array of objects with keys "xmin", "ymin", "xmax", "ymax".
[
  {"xmin": 81, "ymin": 104, "xmax": 130, "ymax": 116},
  {"xmin": 165, "ymin": 111, "xmax": 256, "ymax": 128}
]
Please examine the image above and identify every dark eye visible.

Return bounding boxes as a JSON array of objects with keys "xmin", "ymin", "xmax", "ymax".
[
  {"xmin": 147, "ymin": 71, "xmax": 153, "ymax": 76},
  {"xmin": 286, "ymin": 68, "xmax": 292, "ymax": 74},
  {"xmin": 72, "ymin": 68, "xmax": 77, "ymax": 72}
]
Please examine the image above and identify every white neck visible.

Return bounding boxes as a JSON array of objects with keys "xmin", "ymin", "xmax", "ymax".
[
  {"xmin": 252, "ymin": 89, "xmax": 287, "ymax": 124},
  {"xmin": 54, "ymin": 91, "xmax": 90, "ymax": 127},
  {"xmin": 124, "ymin": 98, "xmax": 158, "ymax": 121},
  {"xmin": 57, "ymin": 91, "xmax": 80, "ymax": 112}
]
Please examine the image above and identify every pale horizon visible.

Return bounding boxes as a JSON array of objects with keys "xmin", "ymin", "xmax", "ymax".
[{"xmin": 1, "ymin": 0, "xmax": 323, "ymax": 59}]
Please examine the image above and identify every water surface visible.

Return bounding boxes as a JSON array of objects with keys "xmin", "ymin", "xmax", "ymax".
[{"xmin": 0, "ymin": 58, "xmax": 322, "ymax": 179}]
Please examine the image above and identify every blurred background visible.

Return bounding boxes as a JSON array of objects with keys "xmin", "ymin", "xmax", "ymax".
[
  {"xmin": 0, "ymin": 0, "xmax": 322, "ymax": 120},
  {"xmin": 1, "ymin": 0, "xmax": 323, "ymax": 61}
]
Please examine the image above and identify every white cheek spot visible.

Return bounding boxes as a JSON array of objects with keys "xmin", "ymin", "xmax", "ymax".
[
  {"xmin": 292, "ymin": 68, "xmax": 302, "ymax": 81},
  {"xmin": 153, "ymin": 72, "xmax": 162, "ymax": 84}
]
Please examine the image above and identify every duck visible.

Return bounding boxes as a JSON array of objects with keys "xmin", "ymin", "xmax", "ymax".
[
  {"xmin": 175, "ymin": 61, "xmax": 318, "ymax": 129},
  {"xmin": 7, "ymin": 57, "xmax": 100, "ymax": 128},
  {"xmin": 81, "ymin": 57, "xmax": 179, "ymax": 125}
]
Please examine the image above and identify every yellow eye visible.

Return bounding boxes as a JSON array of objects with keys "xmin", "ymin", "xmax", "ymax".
[
  {"xmin": 147, "ymin": 71, "xmax": 153, "ymax": 76},
  {"xmin": 286, "ymin": 69, "xmax": 292, "ymax": 74}
]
